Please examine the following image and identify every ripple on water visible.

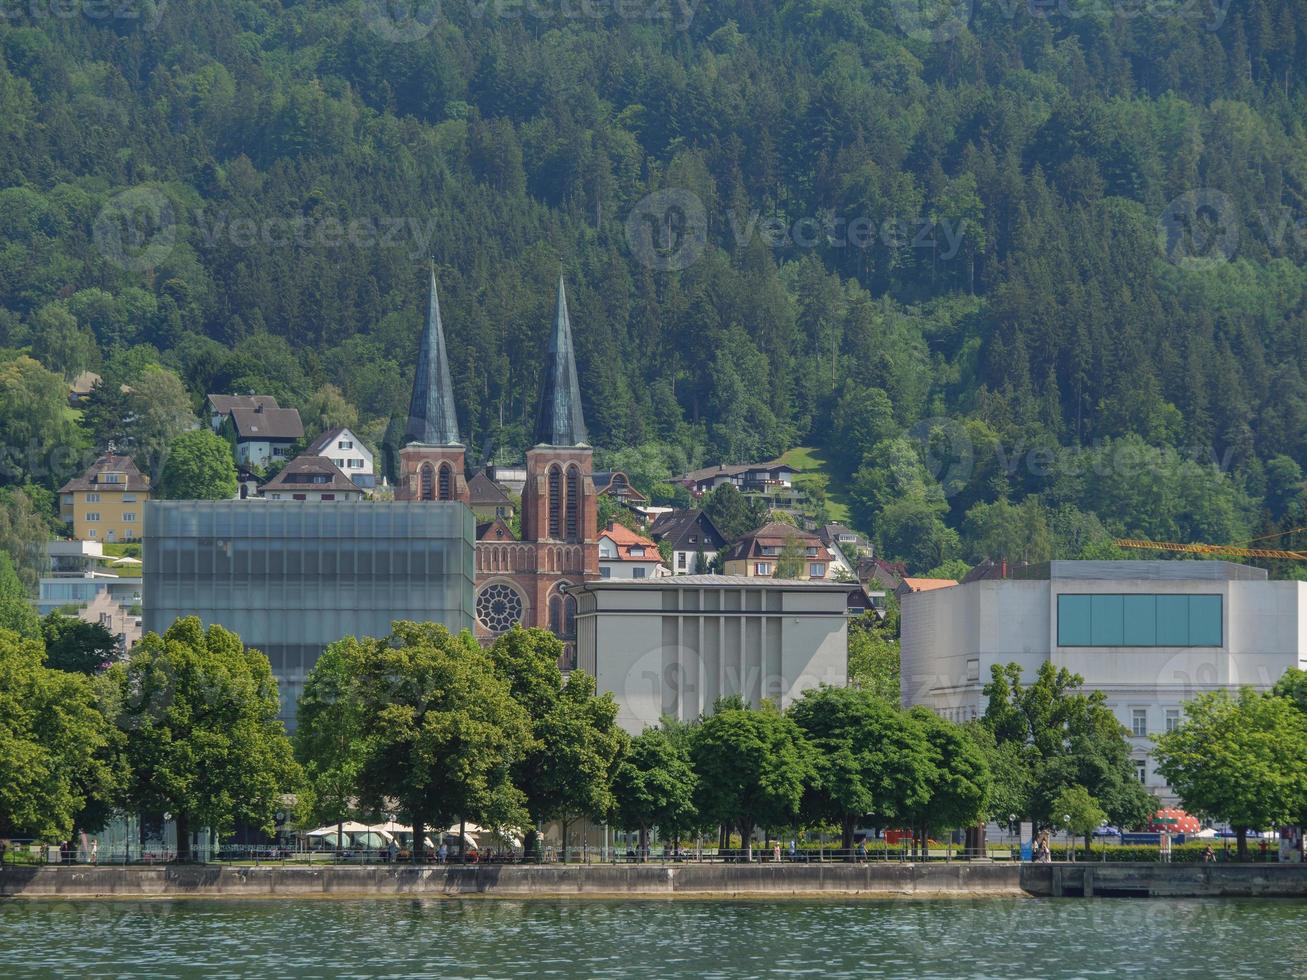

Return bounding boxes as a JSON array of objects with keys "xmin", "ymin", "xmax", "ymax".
[{"xmin": 1, "ymin": 897, "xmax": 1306, "ymax": 978}]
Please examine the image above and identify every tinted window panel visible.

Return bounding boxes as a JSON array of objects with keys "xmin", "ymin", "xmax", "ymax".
[
  {"xmin": 1058, "ymin": 594, "xmax": 1092, "ymax": 646},
  {"xmin": 1090, "ymin": 595, "xmax": 1124, "ymax": 645}
]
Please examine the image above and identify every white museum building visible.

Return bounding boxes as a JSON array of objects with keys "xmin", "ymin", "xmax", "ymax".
[{"xmin": 900, "ymin": 560, "xmax": 1307, "ymax": 802}]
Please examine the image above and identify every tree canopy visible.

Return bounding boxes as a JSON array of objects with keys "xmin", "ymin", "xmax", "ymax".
[{"xmin": 112, "ymin": 617, "xmax": 300, "ymax": 860}]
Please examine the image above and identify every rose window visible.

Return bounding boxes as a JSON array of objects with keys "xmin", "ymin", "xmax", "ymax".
[{"xmin": 476, "ymin": 583, "xmax": 524, "ymax": 633}]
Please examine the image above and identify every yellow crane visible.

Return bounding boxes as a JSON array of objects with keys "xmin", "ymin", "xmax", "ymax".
[{"xmin": 1114, "ymin": 525, "xmax": 1307, "ymax": 562}]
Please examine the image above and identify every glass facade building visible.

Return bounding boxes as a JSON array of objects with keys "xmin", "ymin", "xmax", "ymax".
[{"xmin": 144, "ymin": 501, "xmax": 476, "ymax": 726}]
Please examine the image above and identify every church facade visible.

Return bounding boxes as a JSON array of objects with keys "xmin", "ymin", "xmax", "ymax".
[{"xmin": 397, "ymin": 271, "xmax": 599, "ymax": 668}]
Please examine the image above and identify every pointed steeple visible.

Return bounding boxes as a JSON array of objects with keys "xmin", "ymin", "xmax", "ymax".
[
  {"xmin": 533, "ymin": 276, "xmax": 589, "ymax": 447},
  {"xmin": 404, "ymin": 268, "xmax": 462, "ymax": 447}
]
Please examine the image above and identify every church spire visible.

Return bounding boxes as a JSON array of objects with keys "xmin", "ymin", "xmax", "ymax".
[
  {"xmin": 404, "ymin": 267, "xmax": 462, "ymax": 447},
  {"xmin": 533, "ymin": 276, "xmax": 589, "ymax": 447}
]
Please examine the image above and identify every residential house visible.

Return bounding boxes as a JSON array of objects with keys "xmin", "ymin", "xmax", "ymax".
[
  {"xmin": 816, "ymin": 523, "xmax": 871, "ymax": 579},
  {"xmin": 468, "ymin": 470, "xmax": 515, "ymax": 524},
  {"xmin": 38, "ymin": 540, "xmax": 142, "ymax": 616},
  {"xmin": 207, "ymin": 393, "xmax": 281, "ymax": 433},
  {"xmin": 679, "ymin": 460, "xmax": 803, "ymax": 511},
  {"xmin": 650, "ymin": 508, "xmax": 728, "ymax": 575},
  {"xmin": 222, "ymin": 402, "xmax": 304, "ymax": 468},
  {"xmin": 58, "ymin": 453, "xmax": 150, "ymax": 543},
  {"xmin": 598, "ymin": 522, "xmax": 668, "ymax": 579},
  {"xmin": 594, "ymin": 470, "xmax": 647, "ymax": 510},
  {"xmin": 68, "ymin": 371, "xmax": 101, "ymax": 405},
  {"xmin": 259, "ymin": 455, "xmax": 365, "ymax": 501},
  {"xmin": 307, "ymin": 426, "xmax": 376, "ymax": 492},
  {"xmin": 722, "ymin": 522, "xmax": 834, "ymax": 581}
]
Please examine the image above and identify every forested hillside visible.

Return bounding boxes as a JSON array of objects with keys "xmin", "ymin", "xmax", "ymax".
[{"xmin": 3, "ymin": 0, "xmax": 1307, "ymax": 571}]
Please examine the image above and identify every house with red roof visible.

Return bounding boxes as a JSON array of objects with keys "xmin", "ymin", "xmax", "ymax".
[{"xmin": 598, "ymin": 522, "xmax": 668, "ymax": 579}]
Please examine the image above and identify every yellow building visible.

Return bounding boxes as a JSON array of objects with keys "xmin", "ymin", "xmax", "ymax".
[{"xmin": 58, "ymin": 454, "xmax": 151, "ymax": 543}]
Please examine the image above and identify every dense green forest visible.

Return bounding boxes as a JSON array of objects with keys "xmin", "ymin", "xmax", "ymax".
[{"xmin": 2, "ymin": 0, "xmax": 1307, "ymax": 573}]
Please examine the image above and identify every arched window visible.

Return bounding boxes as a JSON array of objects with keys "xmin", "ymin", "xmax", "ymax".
[
  {"xmin": 419, "ymin": 463, "xmax": 435, "ymax": 501},
  {"xmin": 549, "ymin": 595, "xmax": 563, "ymax": 635},
  {"xmin": 437, "ymin": 463, "xmax": 452, "ymax": 501},
  {"xmin": 547, "ymin": 465, "xmax": 562, "ymax": 539},
  {"xmin": 565, "ymin": 465, "xmax": 580, "ymax": 541},
  {"xmin": 563, "ymin": 595, "xmax": 577, "ymax": 639}
]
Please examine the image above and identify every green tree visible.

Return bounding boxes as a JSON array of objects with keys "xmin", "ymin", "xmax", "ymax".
[
  {"xmin": 41, "ymin": 613, "xmax": 118, "ymax": 673},
  {"xmin": 28, "ymin": 303, "xmax": 100, "ymax": 381},
  {"xmin": 847, "ymin": 626, "xmax": 900, "ymax": 703},
  {"xmin": 691, "ymin": 698, "xmax": 814, "ymax": 858},
  {"xmin": 0, "ymin": 628, "xmax": 115, "ymax": 839},
  {"xmin": 703, "ymin": 484, "xmax": 768, "ymax": 542},
  {"xmin": 0, "ymin": 354, "xmax": 87, "ymax": 489},
  {"xmin": 790, "ymin": 687, "xmax": 929, "ymax": 853},
  {"xmin": 300, "ymin": 384, "xmax": 360, "ymax": 446},
  {"xmin": 0, "ymin": 551, "xmax": 39, "ymax": 641},
  {"xmin": 1050, "ymin": 784, "xmax": 1107, "ymax": 856},
  {"xmin": 612, "ymin": 726, "xmax": 698, "ymax": 856},
  {"xmin": 314, "ymin": 622, "xmax": 531, "ymax": 862},
  {"xmin": 519, "ymin": 671, "xmax": 626, "ymax": 861},
  {"xmin": 983, "ymin": 661, "xmax": 1152, "ymax": 833},
  {"xmin": 120, "ymin": 367, "xmax": 200, "ymax": 478},
  {"xmin": 1154, "ymin": 688, "xmax": 1307, "ymax": 860},
  {"xmin": 114, "ymin": 618, "xmax": 300, "ymax": 861},
  {"xmin": 156, "ymin": 430, "xmax": 238, "ymax": 500},
  {"xmin": 903, "ymin": 707, "xmax": 992, "ymax": 855},
  {"xmin": 775, "ymin": 533, "xmax": 805, "ymax": 579},
  {"xmin": 295, "ymin": 638, "xmax": 368, "ymax": 852}
]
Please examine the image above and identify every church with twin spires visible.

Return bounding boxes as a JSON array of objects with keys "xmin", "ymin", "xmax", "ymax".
[{"xmin": 396, "ymin": 270, "xmax": 599, "ymax": 668}]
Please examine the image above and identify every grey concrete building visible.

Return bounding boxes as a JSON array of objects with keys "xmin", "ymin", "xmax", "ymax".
[
  {"xmin": 144, "ymin": 501, "xmax": 476, "ymax": 726},
  {"xmin": 567, "ymin": 575, "xmax": 853, "ymax": 734}
]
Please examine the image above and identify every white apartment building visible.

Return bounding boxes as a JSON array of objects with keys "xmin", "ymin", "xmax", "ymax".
[{"xmin": 900, "ymin": 560, "xmax": 1305, "ymax": 802}]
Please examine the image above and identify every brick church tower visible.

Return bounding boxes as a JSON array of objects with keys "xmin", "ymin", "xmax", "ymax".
[
  {"xmin": 514, "ymin": 278, "xmax": 600, "ymax": 666},
  {"xmin": 396, "ymin": 269, "xmax": 469, "ymax": 504},
  {"xmin": 399, "ymin": 272, "xmax": 598, "ymax": 667}
]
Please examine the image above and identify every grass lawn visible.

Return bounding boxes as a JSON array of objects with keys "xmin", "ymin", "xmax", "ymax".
[{"xmin": 774, "ymin": 445, "xmax": 853, "ymax": 525}]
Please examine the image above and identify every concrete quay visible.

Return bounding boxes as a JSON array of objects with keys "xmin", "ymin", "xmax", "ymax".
[
  {"xmin": 1, "ymin": 862, "xmax": 1021, "ymax": 899},
  {"xmin": 7, "ymin": 862, "xmax": 1307, "ymax": 900}
]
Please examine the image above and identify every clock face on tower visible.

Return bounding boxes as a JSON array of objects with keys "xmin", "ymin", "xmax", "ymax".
[{"xmin": 476, "ymin": 583, "xmax": 524, "ymax": 634}]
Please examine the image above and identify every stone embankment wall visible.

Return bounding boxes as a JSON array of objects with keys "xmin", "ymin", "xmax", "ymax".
[
  {"xmin": 7, "ymin": 862, "xmax": 1307, "ymax": 899},
  {"xmin": 0, "ymin": 862, "xmax": 1021, "ymax": 899},
  {"xmin": 1019, "ymin": 862, "xmax": 1307, "ymax": 898}
]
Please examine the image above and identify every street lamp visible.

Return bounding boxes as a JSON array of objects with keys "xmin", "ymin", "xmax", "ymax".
[
  {"xmin": 1064, "ymin": 814, "xmax": 1073, "ymax": 863},
  {"xmin": 1099, "ymin": 821, "xmax": 1109, "ymax": 862}
]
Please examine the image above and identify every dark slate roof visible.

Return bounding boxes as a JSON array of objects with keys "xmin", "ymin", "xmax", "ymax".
[
  {"xmin": 262, "ymin": 455, "xmax": 362, "ymax": 495},
  {"xmin": 229, "ymin": 405, "xmax": 304, "ymax": 440},
  {"xmin": 468, "ymin": 470, "xmax": 512, "ymax": 507},
  {"xmin": 59, "ymin": 454, "xmax": 150, "ymax": 494},
  {"xmin": 533, "ymin": 277, "xmax": 589, "ymax": 447},
  {"xmin": 306, "ymin": 426, "xmax": 364, "ymax": 456},
  {"xmin": 650, "ymin": 508, "xmax": 727, "ymax": 550},
  {"xmin": 208, "ymin": 394, "xmax": 280, "ymax": 415},
  {"xmin": 404, "ymin": 269, "xmax": 462, "ymax": 447}
]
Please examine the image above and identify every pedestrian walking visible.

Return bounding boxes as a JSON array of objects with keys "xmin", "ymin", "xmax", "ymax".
[
  {"xmin": 90, "ymin": 838, "xmax": 98, "ymax": 865},
  {"xmin": 438, "ymin": 842, "xmax": 448, "ymax": 864},
  {"xmin": 773, "ymin": 841, "xmax": 781, "ymax": 863},
  {"xmin": 788, "ymin": 839, "xmax": 797, "ymax": 862},
  {"xmin": 1203, "ymin": 845, "xmax": 1215, "ymax": 864}
]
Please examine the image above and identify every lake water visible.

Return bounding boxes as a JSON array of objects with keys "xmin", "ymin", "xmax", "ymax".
[{"xmin": 1, "ymin": 897, "xmax": 1303, "ymax": 978}]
